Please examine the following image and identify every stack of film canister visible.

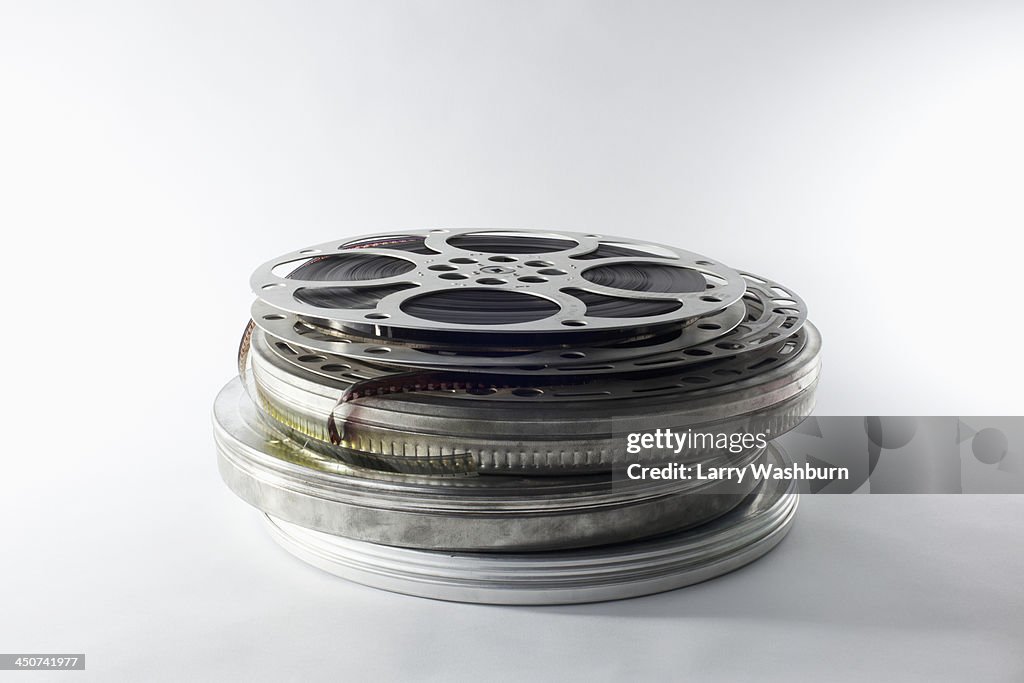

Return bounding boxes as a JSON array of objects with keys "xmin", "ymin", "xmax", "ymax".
[{"xmin": 212, "ymin": 228, "xmax": 821, "ymax": 604}]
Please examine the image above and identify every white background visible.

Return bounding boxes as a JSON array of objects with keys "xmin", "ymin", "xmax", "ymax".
[{"xmin": 1, "ymin": 1, "xmax": 1022, "ymax": 680}]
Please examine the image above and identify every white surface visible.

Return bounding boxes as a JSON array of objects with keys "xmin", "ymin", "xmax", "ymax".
[
  {"xmin": 3, "ymin": 490, "xmax": 1023, "ymax": 681},
  {"xmin": 1, "ymin": 1, "xmax": 1023, "ymax": 680}
]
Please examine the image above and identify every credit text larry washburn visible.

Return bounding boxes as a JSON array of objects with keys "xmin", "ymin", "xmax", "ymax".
[{"xmin": 625, "ymin": 461, "xmax": 850, "ymax": 483}]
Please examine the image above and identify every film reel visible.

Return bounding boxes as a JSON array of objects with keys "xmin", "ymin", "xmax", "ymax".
[
  {"xmin": 245, "ymin": 322, "xmax": 819, "ymax": 473},
  {"xmin": 250, "ymin": 229, "xmax": 747, "ymax": 338},
  {"xmin": 262, "ymin": 445, "xmax": 798, "ymax": 605},
  {"xmin": 249, "ymin": 271, "xmax": 804, "ymax": 375}
]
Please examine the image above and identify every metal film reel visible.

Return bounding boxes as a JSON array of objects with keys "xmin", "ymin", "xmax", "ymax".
[
  {"xmin": 249, "ymin": 271, "xmax": 805, "ymax": 375},
  {"xmin": 250, "ymin": 229, "xmax": 747, "ymax": 338},
  {"xmin": 261, "ymin": 445, "xmax": 799, "ymax": 605},
  {"xmin": 245, "ymin": 323, "xmax": 819, "ymax": 473},
  {"xmin": 261, "ymin": 324, "xmax": 812, "ymax": 401},
  {"xmin": 258, "ymin": 454, "xmax": 798, "ymax": 602}
]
